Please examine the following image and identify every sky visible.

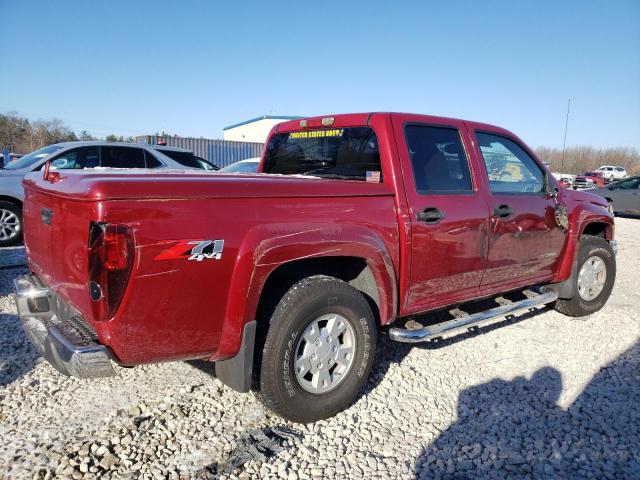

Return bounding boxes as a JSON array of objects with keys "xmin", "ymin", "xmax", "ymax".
[{"xmin": 0, "ymin": 0, "xmax": 638, "ymax": 149}]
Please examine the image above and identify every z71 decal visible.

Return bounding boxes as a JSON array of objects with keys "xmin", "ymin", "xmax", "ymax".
[{"xmin": 154, "ymin": 239, "xmax": 225, "ymax": 262}]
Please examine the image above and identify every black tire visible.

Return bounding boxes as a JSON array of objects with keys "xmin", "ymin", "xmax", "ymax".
[
  {"xmin": 554, "ymin": 235, "xmax": 615, "ymax": 317},
  {"xmin": 254, "ymin": 275, "xmax": 377, "ymax": 423},
  {"xmin": 0, "ymin": 201, "xmax": 23, "ymax": 247}
]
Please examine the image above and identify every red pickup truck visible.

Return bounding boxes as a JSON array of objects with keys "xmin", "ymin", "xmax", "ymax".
[{"xmin": 15, "ymin": 113, "xmax": 616, "ymax": 423}]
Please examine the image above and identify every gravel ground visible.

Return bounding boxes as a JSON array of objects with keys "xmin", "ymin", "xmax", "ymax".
[{"xmin": 1, "ymin": 218, "xmax": 639, "ymax": 480}]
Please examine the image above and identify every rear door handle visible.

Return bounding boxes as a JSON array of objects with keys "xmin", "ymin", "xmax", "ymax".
[
  {"xmin": 494, "ymin": 204, "xmax": 513, "ymax": 218},
  {"xmin": 417, "ymin": 207, "xmax": 444, "ymax": 224}
]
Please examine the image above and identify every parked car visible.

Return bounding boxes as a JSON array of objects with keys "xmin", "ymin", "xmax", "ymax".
[
  {"xmin": 219, "ymin": 158, "xmax": 260, "ymax": 173},
  {"xmin": 16, "ymin": 112, "xmax": 616, "ymax": 423},
  {"xmin": 573, "ymin": 171, "xmax": 605, "ymax": 189},
  {"xmin": 152, "ymin": 145, "xmax": 219, "ymax": 171},
  {"xmin": 0, "ymin": 141, "xmax": 210, "ymax": 246},
  {"xmin": 590, "ymin": 176, "xmax": 640, "ymax": 214},
  {"xmin": 595, "ymin": 165, "xmax": 627, "ymax": 183},
  {"xmin": 557, "ymin": 177, "xmax": 573, "ymax": 188}
]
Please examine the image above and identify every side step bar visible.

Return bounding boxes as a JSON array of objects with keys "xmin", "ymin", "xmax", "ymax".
[{"xmin": 389, "ymin": 287, "xmax": 559, "ymax": 343}]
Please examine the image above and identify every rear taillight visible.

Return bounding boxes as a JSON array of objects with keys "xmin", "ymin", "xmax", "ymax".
[{"xmin": 88, "ymin": 222, "xmax": 134, "ymax": 321}]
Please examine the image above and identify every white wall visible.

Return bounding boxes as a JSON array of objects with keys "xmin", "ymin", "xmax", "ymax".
[{"xmin": 223, "ymin": 118, "xmax": 292, "ymax": 143}]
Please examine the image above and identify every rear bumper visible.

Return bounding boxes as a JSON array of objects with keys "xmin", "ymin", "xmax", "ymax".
[{"xmin": 14, "ymin": 275, "xmax": 115, "ymax": 378}]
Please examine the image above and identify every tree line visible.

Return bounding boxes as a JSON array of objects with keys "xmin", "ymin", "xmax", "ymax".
[
  {"xmin": 534, "ymin": 146, "xmax": 640, "ymax": 176},
  {"xmin": 0, "ymin": 112, "xmax": 135, "ymax": 154}
]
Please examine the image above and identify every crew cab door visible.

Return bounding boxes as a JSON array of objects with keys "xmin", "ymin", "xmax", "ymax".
[
  {"xmin": 471, "ymin": 130, "xmax": 566, "ymax": 288},
  {"xmin": 392, "ymin": 116, "xmax": 491, "ymax": 314}
]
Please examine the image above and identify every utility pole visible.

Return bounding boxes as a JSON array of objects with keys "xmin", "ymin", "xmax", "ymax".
[{"xmin": 561, "ymin": 98, "xmax": 571, "ymax": 174}]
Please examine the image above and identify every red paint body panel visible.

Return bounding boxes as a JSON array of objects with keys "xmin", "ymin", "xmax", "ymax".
[{"xmin": 21, "ymin": 112, "xmax": 614, "ymax": 366}]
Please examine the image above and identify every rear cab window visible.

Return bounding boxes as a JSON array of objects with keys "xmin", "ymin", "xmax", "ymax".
[{"xmin": 262, "ymin": 127, "xmax": 382, "ymax": 182}]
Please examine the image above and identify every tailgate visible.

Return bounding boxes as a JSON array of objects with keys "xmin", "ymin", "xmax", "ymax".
[{"xmin": 23, "ymin": 185, "xmax": 96, "ymax": 320}]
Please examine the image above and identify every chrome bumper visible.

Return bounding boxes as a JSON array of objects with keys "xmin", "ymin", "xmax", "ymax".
[{"xmin": 14, "ymin": 275, "xmax": 115, "ymax": 378}]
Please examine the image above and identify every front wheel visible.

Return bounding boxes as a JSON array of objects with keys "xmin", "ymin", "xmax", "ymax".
[
  {"xmin": 554, "ymin": 235, "xmax": 616, "ymax": 317},
  {"xmin": 0, "ymin": 201, "xmax": 23, "ymax": 247},
  {"xmin": 255, "ymin": 275, "xmax": 377, "ymax": 423}
]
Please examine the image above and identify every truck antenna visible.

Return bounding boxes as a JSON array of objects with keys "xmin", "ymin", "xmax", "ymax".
[{"xmin": 561, "ymin": 98, "xmax": 571, "ymax": 173}]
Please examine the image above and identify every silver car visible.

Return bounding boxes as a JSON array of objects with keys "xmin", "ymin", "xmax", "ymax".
[
  {"xmin": 0, "ymin": 141, "xmax": 209, "ymax": 246},
  {"xmin": 590, "ymin": 176, "xmax": 640, "ymax": 215}
]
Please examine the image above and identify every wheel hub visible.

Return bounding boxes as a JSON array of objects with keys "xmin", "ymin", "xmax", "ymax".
[
  {"xmin": 294, "ymin": 313, "xmax": 356, "ymax": 394},
  {"xmin": 577, "ymin": 255, "xmax": 607, "ymax": 301},
  {"xmin": 0, "ymin": 209, "xmax": 20, "ymax": 241}
]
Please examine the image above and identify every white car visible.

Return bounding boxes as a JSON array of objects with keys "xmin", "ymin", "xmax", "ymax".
[{"xmin": 596, "ymin": 165, "xmax": 627, "ymax": 182}]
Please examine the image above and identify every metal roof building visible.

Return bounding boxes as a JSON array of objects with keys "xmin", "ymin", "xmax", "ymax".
[{"xmin": 223, "ymin": 115, "xmax": 302, "ymax": 143}]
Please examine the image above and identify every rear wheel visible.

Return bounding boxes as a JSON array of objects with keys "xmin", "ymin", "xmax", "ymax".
[
  {"xmin": 0, "ymin": 201, "xmax": 22, "ymax": 247},
  {"xmin": 254, "ymin": 275, "xmax": 377, "ymax": 423},
  {"xmin": 554, "ymin": 235, "xmax": 615, "ymax": 317}
]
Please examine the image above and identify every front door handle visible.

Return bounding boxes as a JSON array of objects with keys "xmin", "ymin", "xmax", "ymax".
[
  {"xmin": 417, "ymin": 207, "xmax": 444, "ymax": 224},
  {"xmin": 494, "ymin": 204, "xmax": 513, "ymax": 218}
]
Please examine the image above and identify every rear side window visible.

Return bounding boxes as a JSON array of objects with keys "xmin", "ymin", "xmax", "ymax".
[
  {"xmin": 263, "ymin": 127, "xmax": 381, "ymax": 181},
  {"xmin": 404, "ymin": 125, "xmax": 472, "ymax": 193},
  {"xmin": 101, "ymin": 147, "xmax": 145, "ymax": 168},
  {"xmin": 157, "ymin": 149, "xmax": 202, "ymax": 169},
  {"xmin": 476, "ymin": 133, "xmax": 545, "ymax": 194},
  {"xmin": 144, "ymin": 151, "xmax": 163, "ymax": 168}
]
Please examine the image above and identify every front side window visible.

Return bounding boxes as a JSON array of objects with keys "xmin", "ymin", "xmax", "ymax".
[
  {"xmin": 613, "ymin": 178, "xmax": 640, "ymax": 190},
  {"xmin": 50, "ymin": 147, "xmax": 99, "ymax": 169},
  {"xmin": 404, "ymin": 125, "xmax": 472, "ymax": 193},
  {"xmin": 101, "ymin": 147, "xmax": 145, "ymax": 168},
  {"xmin": 476, "ymin": 133, "xmax": 545, "ymax": 194},
  {"xmin": 263, "ymin": 127, "xmax": 381, "ymax": 181}
]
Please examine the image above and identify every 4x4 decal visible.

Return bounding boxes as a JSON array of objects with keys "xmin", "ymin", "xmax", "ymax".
[{"xmin": 154, "ymin": 239, "xmax": 224, "ymax": 262}]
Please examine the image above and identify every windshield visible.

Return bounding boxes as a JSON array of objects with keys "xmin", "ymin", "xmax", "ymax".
[
  {"xmin": 1, "ymin": 145, "xmax": 64, "ymax": 170},
  {"xmin": 262, "ymin": 127, "xmax": 381, "ymax": 181}
]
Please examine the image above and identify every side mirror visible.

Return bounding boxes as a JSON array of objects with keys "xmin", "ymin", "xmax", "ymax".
[{"xmin": 544, "ymin": 173, "xmax": 558, "ymax": 197}]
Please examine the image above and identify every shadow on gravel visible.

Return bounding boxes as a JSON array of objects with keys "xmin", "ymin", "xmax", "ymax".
[
  {"xmin": 0, "ymin": 312, "xmax": 39, "ymax": 385},
  {"xmin": 413, "ymin": 340, "xmax": 640, "ymax": 479},
  {"xmin": 0, "ymin": 265, "xmax": 38, "ymax": 385}
]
